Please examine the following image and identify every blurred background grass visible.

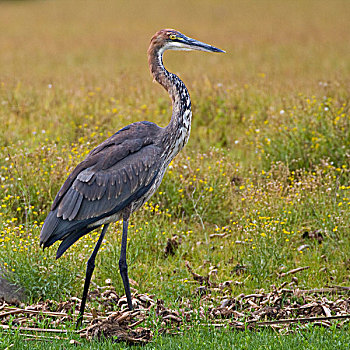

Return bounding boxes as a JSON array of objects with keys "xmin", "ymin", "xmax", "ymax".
[
  {"xmin": 1, "ymin": 0, "xmax": 349, "ymax": 88},
  {"xmin": 0, "ymin": 0, "xmax": 349, "ymax": 305}
]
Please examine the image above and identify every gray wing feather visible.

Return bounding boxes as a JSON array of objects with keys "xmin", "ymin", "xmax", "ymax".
[
  {"xmin": 69, "ymin": 193, "xmax": 83, "ymax": 220},
  {"xmin": 58, "ymin": 188, "xmax": 79, "ymax": 220},
  {"xmin": 57, "ymin": 144, "xmax": 160, "ymax": 221},
  {"xmin": 76, "ymin": 169, "xmax": 95, "ymax": 183}
]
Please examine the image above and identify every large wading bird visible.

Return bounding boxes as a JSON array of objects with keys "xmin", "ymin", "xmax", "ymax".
[{"xmin": 40, "ymin": 29, "xmax": 224, "ymax": 326}]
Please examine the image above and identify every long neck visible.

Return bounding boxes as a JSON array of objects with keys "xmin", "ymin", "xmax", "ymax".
[{"xmin": 148, "ymin": 47, "xmax": 192, "ymax": 157}]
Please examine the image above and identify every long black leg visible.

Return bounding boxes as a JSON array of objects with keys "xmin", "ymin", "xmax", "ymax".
[
  {"xmin": 119, "ymin": 218, "xmax": 133, "ymax": 310},
  {"xmin": 76, "ymin": 224, "xmax": 109, "ymax": 328}
]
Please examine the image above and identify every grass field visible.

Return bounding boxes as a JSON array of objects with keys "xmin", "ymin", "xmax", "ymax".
[
  {"xmin": 1, "ymin": 324, "xmax": 350, "ymax": 350},
  {"xmin": 0, "ymin": 0, "xmax": 350, "ymax": 347}
]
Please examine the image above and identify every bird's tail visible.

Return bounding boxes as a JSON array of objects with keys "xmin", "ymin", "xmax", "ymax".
[
  {"xmin": 40, "ymin": 209, "xmax": 99, "ymax": 259},
  {"xmin": 55, "ymin": 226, "xmax": 97, "ymax": 259}
]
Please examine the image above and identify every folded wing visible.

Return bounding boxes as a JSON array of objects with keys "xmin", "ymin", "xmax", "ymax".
[{"xmin": 40, "ymin": 121, "xmax": 162, "ymax": 252}]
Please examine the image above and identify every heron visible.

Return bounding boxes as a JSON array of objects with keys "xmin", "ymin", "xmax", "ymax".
[{"xmin": 40, "ymin": 29, "xmax": 224, "ymax": 326}]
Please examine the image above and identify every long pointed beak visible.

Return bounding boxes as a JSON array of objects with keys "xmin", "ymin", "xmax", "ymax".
[{"xmin": 186, "ymin": 37, "xmax": 225, "ymax": 53}]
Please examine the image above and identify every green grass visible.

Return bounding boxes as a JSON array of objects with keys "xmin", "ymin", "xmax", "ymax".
[
  {"xmin": 0, "ymin": 0, "xmax": 350, "ymax": 346},
  {"xmin": 1, "ymin": 325, "xmax": 350, "ymax": 350}
]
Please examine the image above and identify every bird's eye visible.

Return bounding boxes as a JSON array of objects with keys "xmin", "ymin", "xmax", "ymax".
[{"xmin": 169, "ymin": 34, "xmax": 177, "ymax": 40}]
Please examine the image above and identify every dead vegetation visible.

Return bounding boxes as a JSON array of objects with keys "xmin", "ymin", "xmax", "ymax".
[{"xmin": 1, "ymin": 266, "xmax": 350, "ymax": 344}]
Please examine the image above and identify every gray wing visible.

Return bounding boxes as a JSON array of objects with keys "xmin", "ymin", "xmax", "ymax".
[
  {"xmin": 40, "ymin": 121, "xmax": 164, "ymax": 254},
  {"xmin": 56, "ymin": 144, "xmax": 161, "ymax": 221}
]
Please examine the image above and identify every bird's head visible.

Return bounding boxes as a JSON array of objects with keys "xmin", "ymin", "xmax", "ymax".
[{"xmin": 150, "ymin": 29, "xmax": 225, "ymax": 54}]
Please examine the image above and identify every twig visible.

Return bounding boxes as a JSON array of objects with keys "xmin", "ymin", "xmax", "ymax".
[
  {"xmin": 209, "ymin": 233, "xmax": 231, "ymax": 238},
  {"xmin": 115, "ymin": 311, "xmax": 132, "ymax": 323},
  {"xmin": 76, "ymin": 327, "xmax": 88, "ymax": 334},
  {"xmin": 17, "ymin": 333, "xmax": 69, "ymax": 341},
  {"xmin": 0, "ymin": 308, "xmax": 69, "ymax": 319},
  {"xmin": 0, "ymin": 324, "xmax": 71, "ymax": 333},
  {"xmin": 185, "ymin": 261, "xmax": 211, "ymax": 286},
  {"xmin": 0, "ymin": 303, "xmax": 8, "ymax": 311},
  {"xmin": 297, "ymin": 287, "xmax": 350, "ymax": 294},
  {"xmin": 0, "ymin": 307, "xmax": 104, "ymax": 320},
  {"xmin": 331, "ymin": 285, "xmax": 350, "ymax": 291},
  {"xmin": 242, "ymin": 294, "xmax": 265, "ymax": 299},
  {"xmin": 279, "ymin": 266, "xmax": 309, "ymax": 278},
  {"xmin": 248, "ymin": 314, "xmax": 350, "ymax": 326},
  {"xmin": 192, "ymin": 323, "xmax": 229, "ymax": 328},
  {"xmin": 129, "ymin": 318, "xmax": 145, "ymax": 328}
]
